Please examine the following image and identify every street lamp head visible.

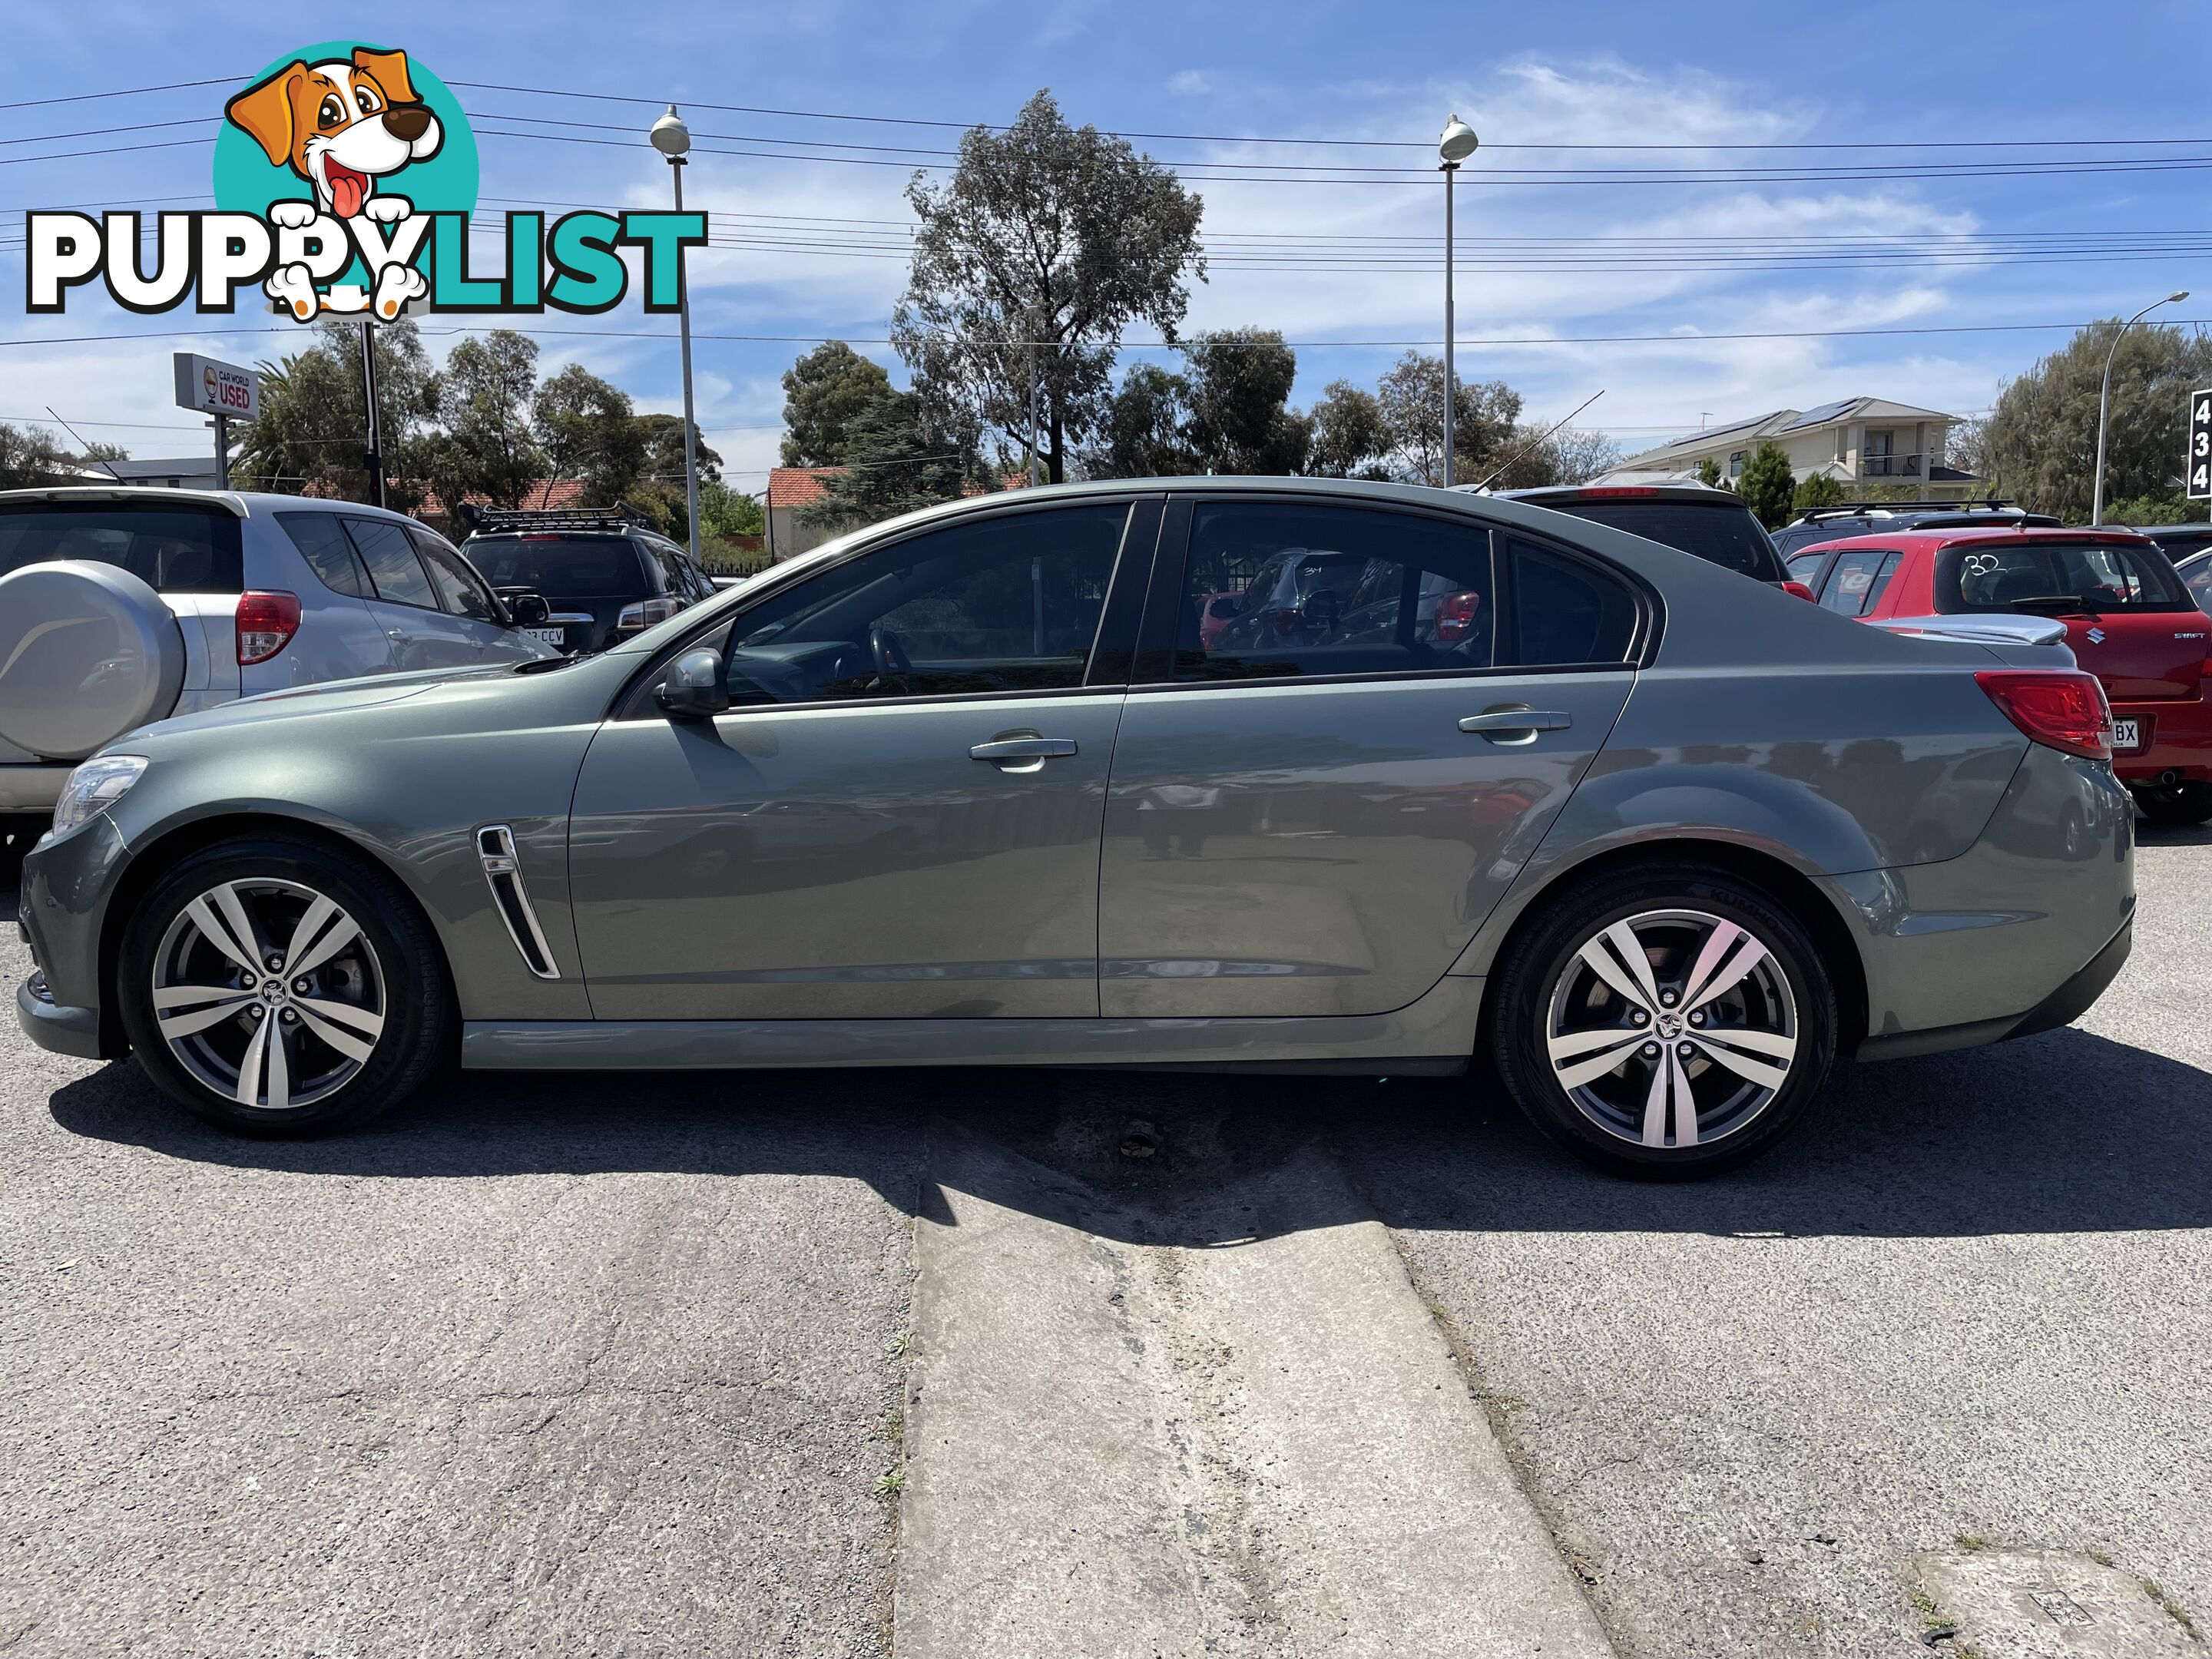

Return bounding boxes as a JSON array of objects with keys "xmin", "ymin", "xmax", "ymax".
[
  {"xmin": 1438, "ymin": 114, "xmax": 1479, "ymax": 165},
  {"xmin": 650, "ymin": 104, "xmax": 691, "ymax": 159},
  {"xmin": 2171, "ymin": 290, "xmax": 2191, "ymax": 304}
]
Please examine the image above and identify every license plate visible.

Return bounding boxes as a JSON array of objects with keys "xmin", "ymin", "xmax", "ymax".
[
  {"xmin": 2112, "ymin": 718, "xmax": 2142, "ymax": 751},
  {"xmin": 525, "ymin": 626, "xmax": 569, "ymax": 648}
]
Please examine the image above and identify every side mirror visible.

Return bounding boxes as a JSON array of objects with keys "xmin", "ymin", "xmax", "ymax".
[
  {"xmin": 654, "ymin": 647, "xmax": 731, "ymax": 720},
  {"xmin": 505, "ymin": 590, "xmax": 551, "ymax": 628},
  {"xmin": 1299, "ymin": 589, "xmax": 1342, "ymax": 631}
]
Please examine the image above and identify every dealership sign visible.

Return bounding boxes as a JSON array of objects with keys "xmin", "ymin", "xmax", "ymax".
[
  {"xmin": 22, "ymin": 41, "xmax": 704, "ymax": 323},
  {"xmin": 174, "ymin": 353, "xmax": 260, "ymax": 422}
]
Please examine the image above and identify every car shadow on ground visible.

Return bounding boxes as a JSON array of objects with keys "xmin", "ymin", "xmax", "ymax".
[{"xmin": 46, "ymin": 1018, "xmax": 2212, "ymax": 1248}]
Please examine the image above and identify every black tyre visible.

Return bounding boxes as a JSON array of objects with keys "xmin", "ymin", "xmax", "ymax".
[
  {"xmin": 118, "ymin": 836, "xmax": 453, "ymax": 1137},
  {"xmin": 2135, "ymin": 781, "xmax": 2212, "ymax": 826},
  {"xmin": 1488, "ymin": 864, "xmax": 1839, "ymax": 1179}
]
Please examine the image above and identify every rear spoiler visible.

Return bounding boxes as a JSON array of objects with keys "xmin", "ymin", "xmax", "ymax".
[{"xmin": 1870, "ymin": 614, "xmax": 2070, "ymax": 647}]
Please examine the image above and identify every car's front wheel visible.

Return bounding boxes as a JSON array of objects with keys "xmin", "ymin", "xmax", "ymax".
[
  {"xmin": 118, "ymin": 836, "xmax": 452, "ymax": 1136},
  {"xmin": 1489, "ymin": 865, "xmax": 1838, "ymax": 1178}
]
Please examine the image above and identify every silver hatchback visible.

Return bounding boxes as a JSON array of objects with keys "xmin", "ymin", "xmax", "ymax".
[{"xmin": 15, "ymin": 478, "xmax": 2133, "ymax": 1176}]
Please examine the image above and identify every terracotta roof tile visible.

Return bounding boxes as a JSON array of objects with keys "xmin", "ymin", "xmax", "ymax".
[{"xmin": 769, "ymin": 466, "xmax": 844, "ymax": 507}]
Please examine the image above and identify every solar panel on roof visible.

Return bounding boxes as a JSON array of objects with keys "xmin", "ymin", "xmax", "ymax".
[{"xmin": 1778, "ymin": 399, "xmax": 1860, "ymax": 432}]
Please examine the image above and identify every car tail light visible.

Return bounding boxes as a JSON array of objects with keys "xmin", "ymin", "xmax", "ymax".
[
  {"xmin": 1780, "ymin": 580, "xmax": 1816, "ymax": 602},
  {"xmin": 1434, "ymin": 591, "xmax": 1483, "ymax": 641},
  {"xmin": 615, "ymin": 598, "xmax": 679, "ymax": 632},
  {"xmin": 1573, "ymin": 486, "xmax": 1660, "ymax": 498},
  {"xmin": 1975, "ymin": 669, "xmax": 2112, "ymax": 760},
  {"xmin": 235, "ymin": 591, "xmax": 301, "ymax": 664}
]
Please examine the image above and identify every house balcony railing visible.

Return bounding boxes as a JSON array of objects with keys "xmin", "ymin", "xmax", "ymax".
[{"xmin": 1859, "ymin": 454, "xmax": 1923, "ymax": 478}]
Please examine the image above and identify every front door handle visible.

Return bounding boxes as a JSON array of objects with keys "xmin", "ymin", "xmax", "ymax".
[
  {"xmin": 970, "ymin": 737, "xmax": 1078, "ymax": 763},
  {"xmin": 1459, "ymin": 707, "xmax": 1572, "ymax": 743}
]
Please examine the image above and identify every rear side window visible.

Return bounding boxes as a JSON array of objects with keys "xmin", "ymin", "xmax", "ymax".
[
  {"xmin": 0, "ymin": 502, "xmax": 242, "ymax": 591},
  {"xmin": 2184, "ymin": 555, "xmax": 2212, "ymax": 614},
  {"xmin": 462, "ymin": 535, "xmax": 647, "ymax": 600},
  {"xmin": 1774, "ymin": 520, "xmax": 1867, "ymax": 556},
  {"xmin": 1505, "ymin": 538, "xmax": 1639, "ymax": 665},
  {"xmin": 1939, "ymin": 541, "xmax": 2192, "ymax": 614},
  {"xmin": 277, "ymin": 512, "xmax": 369, "ymax": 597},
  {"xmin": 1171, "ymin": 502, "xmax": 1495, "ymax": 684},
  {"xmin": 1534, "ymin": 497, "xmax": 1785, "ymax": 581},
  {"xmin": 343, "ymin": 516, "xmax": 439, "ymax": 610}
]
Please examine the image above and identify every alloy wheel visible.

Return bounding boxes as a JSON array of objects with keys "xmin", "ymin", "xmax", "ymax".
[
  {"xmin": 1543, "ymin": 907, "xmax": 1798, "ymax": 1150},
  {"xmin": 149, "ymin": 878, "xmax": 387, "ymax": 1111}
]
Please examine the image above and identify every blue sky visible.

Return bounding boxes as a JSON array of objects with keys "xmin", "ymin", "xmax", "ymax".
[{"xmin": 5, "ymin": 0, "xmax": 2210, "ymax": 488}]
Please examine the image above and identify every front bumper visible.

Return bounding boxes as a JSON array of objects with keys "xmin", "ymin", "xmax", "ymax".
[{"xmin": 15, "ymin": 975, "xmax": 104, "ymax": 1060}]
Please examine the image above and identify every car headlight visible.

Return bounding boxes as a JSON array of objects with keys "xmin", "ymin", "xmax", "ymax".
[{"xmin": 51, "ymin": 754, "xmax": 148, "ymax": 836}]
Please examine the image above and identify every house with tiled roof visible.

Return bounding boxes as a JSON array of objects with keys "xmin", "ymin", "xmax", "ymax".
[
  {"xmin": 1615, "ymin": 398, "xmax": 1981, "ymax": 499},
  {"xmin": 765, "ymin": 465, "xmax": 843, "ymax": 560}
]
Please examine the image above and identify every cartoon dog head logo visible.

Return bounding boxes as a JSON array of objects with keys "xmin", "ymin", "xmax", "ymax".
[{"xmin": 224, "ymin": 48, "xmax": 442, "ymax": 224}]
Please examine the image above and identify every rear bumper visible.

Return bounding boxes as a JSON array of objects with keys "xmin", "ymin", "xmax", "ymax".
[
  {"xmin": 0, "ymin": 764, "xmax": 69, "ymax": 812},
  {"xmin": 1838, "ymin": 742, "xmax": 2135, "ymax": 1060},
  {"xmin": 2111, "ymin": 697, "xmax": 2212, "ymax": 784}
]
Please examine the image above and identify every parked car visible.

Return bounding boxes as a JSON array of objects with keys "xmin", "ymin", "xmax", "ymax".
[
  {"xmin": 1772, "ymin": 500, "xmax": 2057, "ymax": 559},
  {"xmin": 457, "ymin": 508, "xmax": 713, "ymax": 655},
  {"xmin": 17, "ymin": 479, "xmax": 2132, "ymax": 1180},
  {"xmin": 0, "ymin": 488, "xmax": 556, "ymax": 817},
  {"xmin": 2124, "ymin": 525, "xmax": 2212, "ymax": 614},
  {"xmin": 1465, "ymin": 481, "xmax": 1806, "ymax": 594},
  {"xmin": 1789, "ymin": 524, "xmax": 2211, "ymax": 822}
]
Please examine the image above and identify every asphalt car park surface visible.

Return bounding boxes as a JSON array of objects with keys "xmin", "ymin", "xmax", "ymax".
[{"xmin": 2, "ymin": 823, "xmax": 2206, "ymax": 1656}]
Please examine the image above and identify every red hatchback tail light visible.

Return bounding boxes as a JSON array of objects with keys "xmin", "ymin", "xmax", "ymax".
[
  {"xmin": 235, "ymin": 591, "xmax": 301, "ymax": 665},
  {"xmin": 1975, "ymin": 669, "xmax": 2112, "ymax": 760},
  {"xmin": 1433, "ymin": 591, "xmax": 1483, "ymax": 641}
]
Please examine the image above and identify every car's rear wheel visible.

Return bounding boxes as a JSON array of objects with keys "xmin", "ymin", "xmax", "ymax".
[
  {"xmin": 2134, "ymin": 780, "xmax": 2212, "ymax": 826},
  {"xmin": 1489, "ymin": 865, "xmax": 1838, "ymax": 1178},
  {"xmin": 118, "ymin": 837, "xmax": 452, "ymax": 1136}
]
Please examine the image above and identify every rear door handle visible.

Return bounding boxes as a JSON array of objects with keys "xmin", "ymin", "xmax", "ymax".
[
  {"xmin": 969, "ymin": 737, "xmax": 1078, "ymax": 762},
  {"xmin": 1459, "ymin": 708, "xmax": 1572, "ymax": 743}
]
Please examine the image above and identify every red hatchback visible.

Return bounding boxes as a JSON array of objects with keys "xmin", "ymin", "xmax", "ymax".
[{"xmin": 1791, "ymin": 525, "xmax": 2212, "ymax": 823}]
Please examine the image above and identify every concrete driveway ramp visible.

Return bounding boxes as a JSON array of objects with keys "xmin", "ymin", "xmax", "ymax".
[
  {"xmin": 1915, "ymin": 1547, "xmax": 2199, "ymax": 1657},
  {"xmin": 896, "ymin": 1120, "xmax": 1616, "ymax": 1659}
]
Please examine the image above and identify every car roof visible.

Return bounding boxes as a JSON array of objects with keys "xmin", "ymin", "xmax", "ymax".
[
  {"xmin": 1490, "ymin": 482, "xmax": 1746, "ymax": 505},
  {"xmin": 0, "ymin": 485, "xmax": 442, "ymax": 531},
  {"xmin": 1805, "ymin": 525, "xmax": 2162, "ymax": 552}
]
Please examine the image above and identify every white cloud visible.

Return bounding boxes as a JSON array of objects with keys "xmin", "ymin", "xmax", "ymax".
[{"xmin": 1168, "ymin": 70, "xmax": 1214, "ymax": 97}]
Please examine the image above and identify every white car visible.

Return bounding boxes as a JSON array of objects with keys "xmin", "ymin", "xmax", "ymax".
[{"xmin": 0, "ymin": 488, "xmax": 558, "ymax": 815}]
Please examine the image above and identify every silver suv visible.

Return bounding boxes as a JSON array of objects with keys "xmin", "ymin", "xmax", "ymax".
[{"xmin": 0, "ymin": 488, "xmax": 557, "ymax": 813}]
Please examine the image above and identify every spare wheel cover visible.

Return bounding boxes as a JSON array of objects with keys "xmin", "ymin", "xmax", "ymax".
[{"xmin": 0, "ymin": 561, "xmax": 187, "ymax": 760}]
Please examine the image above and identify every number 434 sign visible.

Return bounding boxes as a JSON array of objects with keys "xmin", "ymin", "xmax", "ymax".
[{"xmin": 2191, "ymin": 388, "xmax": 2212, "ymax": 500}]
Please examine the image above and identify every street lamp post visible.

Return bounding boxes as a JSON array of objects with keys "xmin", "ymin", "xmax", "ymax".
[
  {"xmin": 650, "ymin": 104, "xmax": 704, "ymax": 565},
  {"xmin": 2093, "ymin": 289, "xmax": 2189, "ymax": 525},
  {"xmin": 1437, "ymin": 116, "xmax": 1479, "ymax": 487}
]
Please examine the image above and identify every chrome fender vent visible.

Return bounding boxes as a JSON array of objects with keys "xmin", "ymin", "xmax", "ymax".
[{"xmin": 476, "ymin": 824, "xmax": 560, "ymax": 980}]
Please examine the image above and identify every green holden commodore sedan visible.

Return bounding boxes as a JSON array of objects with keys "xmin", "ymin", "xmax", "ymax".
[{"xmin": 15, "ymin": 478, "xmax": 2134, "ymax": 1176}]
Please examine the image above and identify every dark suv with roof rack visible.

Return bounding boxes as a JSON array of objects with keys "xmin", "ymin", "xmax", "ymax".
[
  {"xmin": 1773, "ymin": 499, "xmax": 2057, "ymax": 560},
  {"xmin": 456, "ymin": 507, "xmax": 715, "ymax": 654}
]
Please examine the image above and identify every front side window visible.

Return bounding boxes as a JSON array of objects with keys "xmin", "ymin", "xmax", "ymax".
[
  {"xmin": 717, "ymin": 503, "xmax": 1130, "ymax": 705},
  {"xmin": 1819, "ymin": 548, "xmax": 1890, "ymax": 615},
  {"xmin": 2184, "ymin": 555, "xmax": 2212, "ymax": 614},
  {"xmin": 412, "ymin": 533, "xmax": 499, "ymax": 622},
  {"xmin": 1171, "ymin": 502, "xmax": 1495, "ymax": 683},
  {"xmin": 343, "ymin": 517, "xmax": 439, "ymax": 610},
  {"xmin": 1940, "ymin": 541, "xmax": 2193, "ymax": 614}
]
